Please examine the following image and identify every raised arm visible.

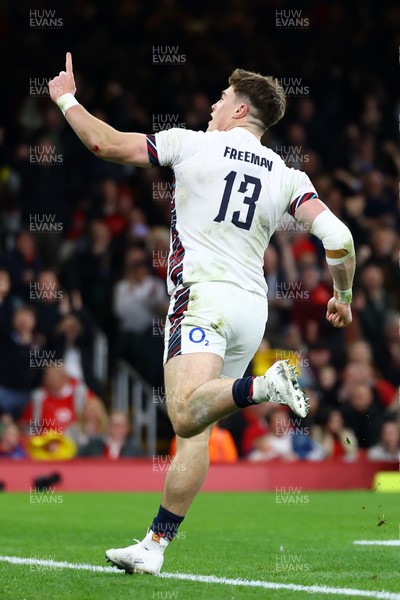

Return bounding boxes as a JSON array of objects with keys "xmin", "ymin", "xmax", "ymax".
[
  {"xmin": 48, "ymin": 52, "xmax": 150, "ymax": 166},
  {"xmin": 295, "ymin": 198, "xmax": 355, "ymax": 328}
]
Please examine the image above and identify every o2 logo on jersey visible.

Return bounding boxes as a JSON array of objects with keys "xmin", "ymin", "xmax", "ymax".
[{"xmin": 188, "ymin": 327, "xmax": 209, "ymax": 346}]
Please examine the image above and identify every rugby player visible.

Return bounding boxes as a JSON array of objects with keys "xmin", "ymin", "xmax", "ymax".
[{"xmin": 49, "ymin": 53, "xmax": 355, "ymax": 575}]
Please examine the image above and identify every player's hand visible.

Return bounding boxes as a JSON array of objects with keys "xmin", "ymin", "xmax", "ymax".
[
  {"xmin": 48, "ymin": 52, "xmax": 76, "ymax": 102},
  {"xmin": 326, "ymin": 297, "xmax": 352, "ymax": 328}
]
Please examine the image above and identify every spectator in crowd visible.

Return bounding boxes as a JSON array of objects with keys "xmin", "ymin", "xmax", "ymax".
[
  {"xmin": 262, "ymin": 230, "xmax": 298, "ymax": 336},
  {"xmin": 0, "ymin": 416, "xmax": 27, "ymax": 459},
  {"xmin": 362, "ymin": 170, "xmax": 397, "ymax": 227},
  {"xmin": 341, "ymin": 384, "xmax": 383, "ymax": 449},
  {"xmin": 241, "ymin": 402, "xmax": 272, "ymax": 458},
  {"xmin": 317, "ymin": 365, "xmax": 340, "ymax": 407},
  {"xmin": 125, "ymin": 207, "xmax": 150, "ymax": 246},
  {"xmin": 63, "ymin": 219, "xmax": 114, "ymax": 330},
  {"xmin": 368, "ymin": 228, "xmax": 400, "ymax": 301},
  {"xmin": 0, "ymin": 267, "xmax": 22, "ymax": 337},
  {"xmin": 367, "ymin": 420, "xmax": 399, "ymax": 462},
  {"xmin": 339, "ymin": 358, "xmax": 396, "ymax": 411},
  {"xmin": 0, "ymin": 305, "xmax": 44, "ymax": 419},
  {"xmin": 53, "ymin": 310, "xmax": 102, "ymax": 396},
  {"xmin": 346, "ymin": 340, "xmax": 374, "ymax": 365},
  {"xmin": 68, "ymin": 396, "xmax": 109, "ymax": 448},
  {"xmin": 22, "ymin": 366, "xmax": 90, "ymax": 435},
  {"xmin": 291, "ymin": 263, "xmax": 331, "ymax": 345},
  {"xmin": 379, "ymin": 311, "xmax": 400, "ymax": 387},
  {"xmin": 113, "ymin": 246, "xmax": 167, "ymax": 383},
  {"xmin": 77, "ymin": 411, "xmax": 145, "ymax": 459},
  {"xmin": 247, "ymin": 408, "xmax": 299, "ymax": 462},
  {"xmin": 99, "ymin": 179, "xmax": 130, "ymax": 239},
  {"xmin": 4, "ymin": 231, "xmax": 42, "ymax": 300},
  {"xmin": 312, "ymin": 409, "xmax": 358, "ymax": 460},
  {"xmin": 355, "ymin": 264, "xmax": 394, "ymax": 362},
  {"xmin": 338, "ymin": 361, "xmax": 374, "ymax": 403},
  {"xmin": 30, "ymin": 269, "xmax": 65, "ymax": 340},
  {"xmin": 146, "ymin": 226, "xmax": 170, "ymax": 281},
  {"xmin": 346, "ymin": 340, "xmax": 397, "ymax": 407},
  {"xmin": 15, "ymin": 134, "xmax": 69, "ymax": 267}
]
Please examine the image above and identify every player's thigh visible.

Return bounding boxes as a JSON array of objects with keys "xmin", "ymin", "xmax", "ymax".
[
  {"xmin": 222, "ymin": 286, "xmax": 268, "ymax": 378},
  {"xmin": 164, "ymin": 352, "xmax": 223, "ymax": 425}
]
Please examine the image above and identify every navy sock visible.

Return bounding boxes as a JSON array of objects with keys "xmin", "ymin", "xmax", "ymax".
[
  {"xmin": 151, "ymin": 505, "xmax": 184, "ymax": 541},
  {"xmin": 232, "ymin": 376, "xmax": 257, "ymax": 408}
]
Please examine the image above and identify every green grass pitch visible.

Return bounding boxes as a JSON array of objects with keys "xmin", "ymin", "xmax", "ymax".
[{"xmin": 0, "ymin": 491, "xmax": 399, "ymax": 599}]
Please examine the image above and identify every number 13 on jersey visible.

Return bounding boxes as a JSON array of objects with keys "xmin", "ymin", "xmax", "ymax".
[{"xmin": 214, "ymin": 170, "xmax": 261, "ymax": 231}]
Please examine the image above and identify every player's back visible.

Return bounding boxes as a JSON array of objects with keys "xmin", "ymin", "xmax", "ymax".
[{"xmin": 148, "ymin": 127, "xmax": 315, "ymax": 296}]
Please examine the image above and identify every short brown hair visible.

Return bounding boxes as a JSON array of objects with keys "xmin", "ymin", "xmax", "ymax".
[{"xmin": 229, "ymin": 68, "xmax": 286, "ymax": 131}]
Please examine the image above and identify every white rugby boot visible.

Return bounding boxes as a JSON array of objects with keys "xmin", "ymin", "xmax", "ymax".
[
  {"xmin": 253, "ymin": 359, "xmax": 309, "ymax": 418},
  {"xmin": 106, "ymin": 530, "xmax": 168, "ymax": 575}
]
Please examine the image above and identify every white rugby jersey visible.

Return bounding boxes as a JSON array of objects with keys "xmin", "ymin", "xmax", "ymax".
[{"xmin": 147, "ymin": 127, "xmax": 318, "ymax": 296}]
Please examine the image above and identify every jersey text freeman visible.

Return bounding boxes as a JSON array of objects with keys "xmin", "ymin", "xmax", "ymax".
[{"xmin": 223, "ymin": 146, "xmax": 273, "ymax": 170}]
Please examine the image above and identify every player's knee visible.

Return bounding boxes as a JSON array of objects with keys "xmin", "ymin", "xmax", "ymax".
[
  {"xmin": 172, "ymin": 415, "xmax": 201, "ymax": 439},
  {"xmin": 172, "ymin": 419, "xmax": 195, "ymax": 439}
]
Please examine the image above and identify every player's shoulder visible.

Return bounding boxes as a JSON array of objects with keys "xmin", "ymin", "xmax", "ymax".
[{"xmin": 155, "ymin": 127, "xmax": 206, "ymax": 142}]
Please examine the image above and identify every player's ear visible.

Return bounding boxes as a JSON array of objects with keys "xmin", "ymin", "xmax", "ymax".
[{"xmin": 234, "ymin": 103, "xmax": 249, "ymax": 119}]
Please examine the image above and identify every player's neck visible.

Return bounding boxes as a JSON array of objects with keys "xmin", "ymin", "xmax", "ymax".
[{"xmin": 224, "ymin": 122, "xmax": 262, "ymax": 139}]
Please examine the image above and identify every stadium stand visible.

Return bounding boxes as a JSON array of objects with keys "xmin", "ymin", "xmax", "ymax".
[{"xmin": 0, "ymin": 1, "xmax": 398, "ymax": 477}]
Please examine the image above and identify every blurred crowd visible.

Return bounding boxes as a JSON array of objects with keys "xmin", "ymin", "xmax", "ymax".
[{"xmin": 0, "ymin": 0, "xmax": 399, "ymax": 462}]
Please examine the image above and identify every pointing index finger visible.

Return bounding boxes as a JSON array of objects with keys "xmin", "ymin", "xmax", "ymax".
[{"xmin": 66, "ymin": 52, "xmax": 73, "ymax": 74}]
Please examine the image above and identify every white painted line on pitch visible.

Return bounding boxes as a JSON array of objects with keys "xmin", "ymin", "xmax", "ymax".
[
  {"xmin": 0, "ymin": 555, "xmax": 117, "ymax": 573},
  {"xmin": 353, "ymin": 540, "xmax": 400, "ymax": 547},
  {"xmin": 1, "ymin": 555, "xmax": 400, "ymax": 600}
]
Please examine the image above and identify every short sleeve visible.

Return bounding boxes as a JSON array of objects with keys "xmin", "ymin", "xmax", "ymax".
[
  {"xmin": 282, "ymin": 167, "xmax": 319, "ymax": 216},
  {"xmin": 146, "ymin": 129, "xmax": 205, "ymax": 168}
]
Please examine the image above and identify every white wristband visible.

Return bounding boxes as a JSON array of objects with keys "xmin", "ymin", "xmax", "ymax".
[
  {"xmin": 334, "ymin": 287, "xmax": 352, "ymax": 304},
  {"xmin": 56, "ymin": 93, "xmax": 79, "ymax": 116}
]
